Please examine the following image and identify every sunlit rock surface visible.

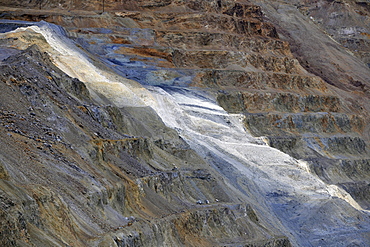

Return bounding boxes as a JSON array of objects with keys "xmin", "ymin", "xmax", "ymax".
[{"xmin": 0, "ymin": 0, "xmax": 370, "ymax": 246}]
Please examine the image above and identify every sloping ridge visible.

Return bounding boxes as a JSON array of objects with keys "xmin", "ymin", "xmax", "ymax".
[{"xmin": 0, "ymin": 0, "xmax": 370, "ymax": 246}]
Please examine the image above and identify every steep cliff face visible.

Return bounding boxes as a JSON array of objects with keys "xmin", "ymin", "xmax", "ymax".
[
  {"xmin": 251, "ymin": 0, "xmax": 370, "ymax": 91},
  {"xmin": 296, "ymin": 0, "xmax": 370, "ymax": 68},
  {"xmin": 0, "ymin": 0, "xmax": 370, "ymax": 246}
]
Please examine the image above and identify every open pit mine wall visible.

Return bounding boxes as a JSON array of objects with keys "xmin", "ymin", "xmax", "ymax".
[
  {"xmin": 2, "ymin": 0, "xmax": 370, "ymax": 66},
  {"xmin": 0, "ymin": 0, "xmax": 370, "ymax": 247},
  {"xmin": 0, "ymin": 23, "xmax": 293, "ymax": 247}
]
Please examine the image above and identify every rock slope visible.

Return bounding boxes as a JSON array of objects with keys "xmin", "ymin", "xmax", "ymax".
[{"xmin": 0, "ymin": 0, "xmax": 370, "ymax": 246}]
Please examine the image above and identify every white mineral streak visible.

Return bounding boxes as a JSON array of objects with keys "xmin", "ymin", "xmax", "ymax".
[
  {"xmin": 144, "ymin": 86, "xmax": 370, "ymax": 245},
  {"xmin": 9, "ymin": 22, "xmax": 146, "ymax": 108},
  {"xmin": 146, "ymin": 86, "xmax": 366, "ymax": 210}
]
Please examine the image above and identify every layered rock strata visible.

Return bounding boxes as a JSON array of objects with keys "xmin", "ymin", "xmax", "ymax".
[
  {"xmin": 0, "ymin": 41, "xmax": 291, "ymax": 246},
  {"xmin": 0, "ymin": 0, "xmax": 370, "ymax": 246},
  {"xmin": 46, "ymin": 0, "xmax": 370, "ymax": 210}
]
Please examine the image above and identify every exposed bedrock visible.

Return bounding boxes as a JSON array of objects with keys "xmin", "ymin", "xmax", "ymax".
[
  {"xmin": 249, "ymin": 0, "xmax": 370, "ymax": 93},
  {"xmin": 109, "ymin": 204, "xmax": 291, "ymax": 247},
  {"xmin": 244, "ymin": 113, "xmax": 365, "ymax": 136},
  {"xmin": 309, "ymin": 157, "xmax": 370, "ymax": 210},
  {"xmin": 294, "ymin": 0, "xmax": 370, "ymax": 68},
  {"xmin": 0, "ymin": 0, "xmax": 270, "ymax": 22},
  {"xmin": 218, "ymin": 86, "xmax": 370, "ymax": 208},
  {"xmin": 0, "ymin": 33, "xmax": 293, "ymax": 246},
  {"xmin": 217, "ymin": 91, "xmax": 342, "ymax": 113},
  {"xmin": 194, "ymin": 70, "xmax": 326, "ymax": 90},
  {"xmin": 265, "ymin": 136, "xmax": 367, "ymax": 159},
  {"xmin": 0, "ymin": 0, "xmax": 370, "ymax": 246},
  {"xmin": 172, "ymin": 49, "xmax": 301, "ymax": 73},
  {"xmin": 155, "ymin": 30, "xmax": 289, "ymax": 54}
]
